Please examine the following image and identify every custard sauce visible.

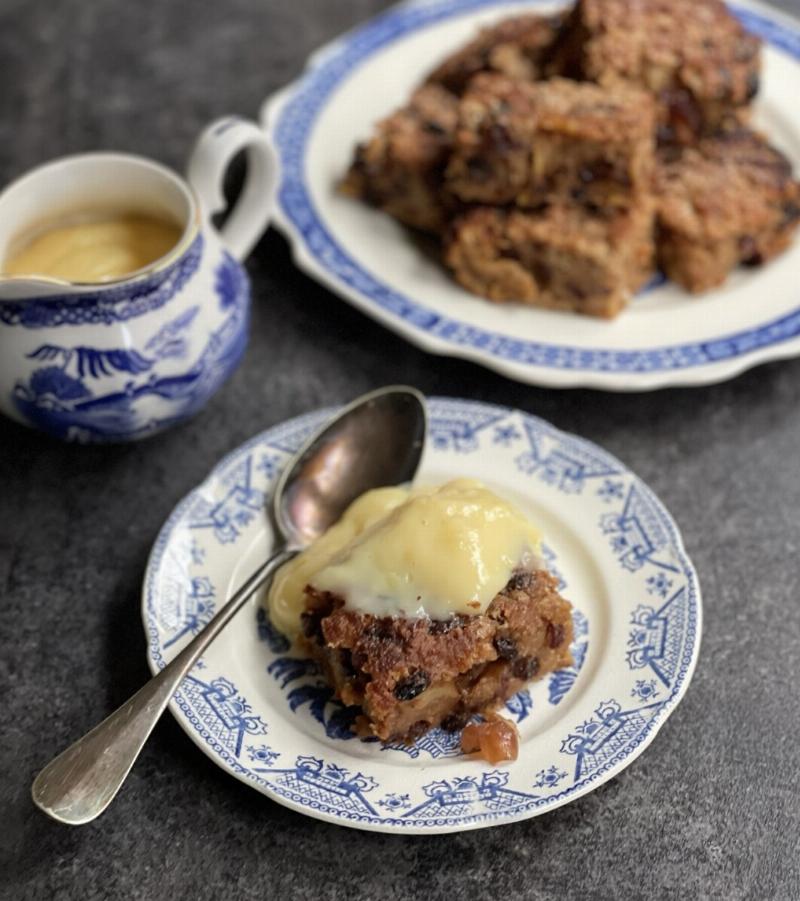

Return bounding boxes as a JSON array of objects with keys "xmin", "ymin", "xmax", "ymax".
[
  {"xmin": 3, "ymin": 213, "xmax": 181, "ymax": 282},
  {"xmin": 267, "ymin": 478, "xmax": 543, "ymax": 638}
]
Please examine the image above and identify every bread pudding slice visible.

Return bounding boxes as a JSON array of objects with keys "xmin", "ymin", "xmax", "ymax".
[
  {"xmin": 445, "ymin": 200, "xmax": 654, "ymax": 318},
  {"xmin": 655, "ymin": 128, "xmax": 800, "ymax": 292},
  {"xmin": 339, "ymin": 83, "xmax": 459, "ymax": 233},
  {"xmin": 300, "ymin": 569, "xmax": 573, "ymax": 743},
  {"xmin": 425, "ymin": 12, "xmax": 565, "ymax": 95},
  {"xmin": 446, "ymin": 74, "xmax": 655, "ymax": 215},
  {"xmin": 552, "ymin": 0, "xmax": 761, "ymax": 145},
  {"xmin": 267, "ymin": 479, "xmax": 576, "ymax": 751}
]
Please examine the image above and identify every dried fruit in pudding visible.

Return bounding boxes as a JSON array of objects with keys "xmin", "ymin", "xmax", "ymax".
[
  {"xmin": 267, "ymin": 479, "xmax": 574, "ymax": 751},
  {"xmin": 461, "ymin": 715, "xmax": 520, "ymax": 764}
]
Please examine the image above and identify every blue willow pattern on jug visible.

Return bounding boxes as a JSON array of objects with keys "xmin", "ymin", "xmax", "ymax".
[
  {"xmin": 144, "ymin": 398, "xmax": 700, "ymax": 828},
  {"xmin": 272, "ymin": 0, "xmax": 800, "ymax": 375},
  {"xmin": 10, "ymin": 249, "xmax": 249, "ymax": 441}
]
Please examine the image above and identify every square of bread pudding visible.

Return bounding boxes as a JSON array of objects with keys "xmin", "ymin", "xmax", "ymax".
[{"xmin": 267, "ymin": 479, "xmax": 574, "ymax": 762}]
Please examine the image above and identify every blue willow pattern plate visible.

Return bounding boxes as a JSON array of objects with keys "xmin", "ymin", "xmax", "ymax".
[
  {"xmin": 142, "ymin": 398, "xmax": 702, "ymax": 833},
  {"xmin": 260, "ymin": 0, "xmax": 800, "ymax": 391}
]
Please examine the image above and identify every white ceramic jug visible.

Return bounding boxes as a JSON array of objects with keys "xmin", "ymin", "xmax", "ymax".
[{"xmin": 0, "ymin": 117, "xmax": 276, "ymax": 442}]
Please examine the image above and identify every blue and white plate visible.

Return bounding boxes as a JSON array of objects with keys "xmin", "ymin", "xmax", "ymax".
[
  {"xmin": 142, "ymin": 397, "xmax": 702, "ymax": 833},
  {"xmin": 260, "ymin": 0, "xmax": 800, "ymax": 391}
]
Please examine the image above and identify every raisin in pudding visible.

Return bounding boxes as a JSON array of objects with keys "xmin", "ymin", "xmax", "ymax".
[{"xmin": 267, "ymin": 479, "xmax": 574, "ymax": 761}]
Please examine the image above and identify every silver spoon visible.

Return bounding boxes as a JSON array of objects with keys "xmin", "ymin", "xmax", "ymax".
[{"xmin": 32, "ymin": 385, "xmax": 427, "ymax": 825}]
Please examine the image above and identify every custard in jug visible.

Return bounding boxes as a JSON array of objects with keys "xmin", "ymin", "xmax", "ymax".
[{"xmin": 2, "ymin": 212, "xmax": 182, "ymax": 283}]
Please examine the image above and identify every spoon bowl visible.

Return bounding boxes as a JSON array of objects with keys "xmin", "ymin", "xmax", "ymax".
[{"xmin": 276, "ymin": 387, "xmax": 426, "ymax": 548}]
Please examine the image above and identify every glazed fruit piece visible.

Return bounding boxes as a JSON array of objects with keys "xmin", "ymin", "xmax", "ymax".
[
  {"xmin": 446, "ymin": 74, "xmax": 655, "ymax": 216},
  {"xmin": 444, "ymin": 201, "xmax": 655, "ymax": 318},
  {"xmin": 339, "ymin": 83, "xmax": 459, "ymax": 233},
  {"xmin": 655, "ymin": 128, "xmax": 800, "ymax": 292},
  {"xmin": 300, "ymin": 569, "xmax": 573, "ymax": 744},
  {"xmin": 461, "ymin": 716, "xmax": 520, "ymax": 763},
  {"xmin": 552, "ymin": 0, "xmax": 761, "ymax": 144}
]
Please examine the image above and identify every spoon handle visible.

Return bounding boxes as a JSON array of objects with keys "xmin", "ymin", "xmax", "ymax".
[{"xmin": 31, "ymin": 547, "xmax": 296, "ymax": 826}]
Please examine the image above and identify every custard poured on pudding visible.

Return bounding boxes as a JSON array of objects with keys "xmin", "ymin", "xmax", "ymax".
[
  {"xmin": 267, "ymin": 478, "xmax": 544, "ymax": 638},
  {"xmin": 2, "ymin": 213, "xmax": 182, "ymax": 283}
]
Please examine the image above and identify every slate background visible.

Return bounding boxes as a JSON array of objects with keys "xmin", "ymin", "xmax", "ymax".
[{"xmin": 1, "ymin": 1, "xmax": 799, "ymax": 898}]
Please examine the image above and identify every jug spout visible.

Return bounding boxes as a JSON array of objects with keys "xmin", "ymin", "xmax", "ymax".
[{"xmin": 0, "ymin": 274, "xmax": 76, "ymax": 301}]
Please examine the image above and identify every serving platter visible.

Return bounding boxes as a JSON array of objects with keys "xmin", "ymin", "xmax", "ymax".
[
  {"xmin": 143, "ymin": 397, "xmax": 701, "ymax": 832},
  {"xmin": 260, "ymin": 0, "xmax": 800, "ymax": 391}
]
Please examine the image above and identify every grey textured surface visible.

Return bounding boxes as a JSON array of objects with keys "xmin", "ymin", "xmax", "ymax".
[{"xmin": 2, "ymin": 0, "xmax": 800, "ymax": 899}]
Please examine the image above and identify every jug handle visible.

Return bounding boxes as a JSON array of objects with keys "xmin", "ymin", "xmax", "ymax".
[{"xmin": 187, "ymin": 116, "xmax": 278, "ymax": 262}]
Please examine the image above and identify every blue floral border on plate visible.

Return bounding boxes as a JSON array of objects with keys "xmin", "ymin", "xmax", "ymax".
[
  {"xmin": 142, "ymin": 398, "xmax": 701, "ymax": 831},
  {"xmin": 270, "ymin": 0, "xmax": 800, "ymax": 375}
]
